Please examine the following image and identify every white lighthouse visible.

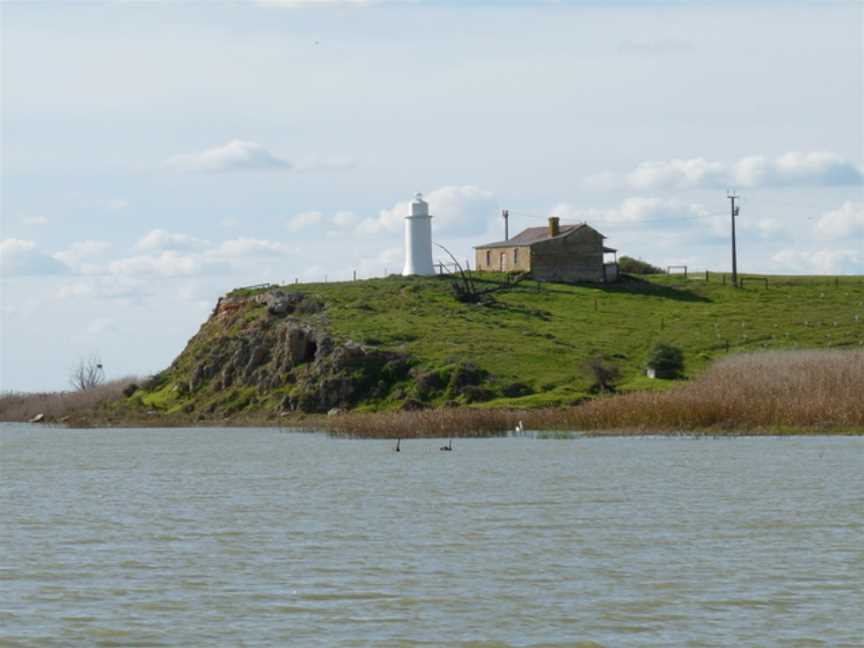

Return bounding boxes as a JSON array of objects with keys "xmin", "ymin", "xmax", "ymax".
[{"xmin": 402, "ymin": 192, "xmax": 435, "ymax": 276}]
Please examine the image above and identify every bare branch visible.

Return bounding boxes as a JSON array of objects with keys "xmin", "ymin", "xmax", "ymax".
[{"xmin": 70, "ymin": 354, "xmax": 105, "ymax": 391}]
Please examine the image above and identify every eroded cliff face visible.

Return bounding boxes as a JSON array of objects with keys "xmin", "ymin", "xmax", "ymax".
[{"xmin": 140, "ymin": 288, "xmax": 413, "ymax": 416}]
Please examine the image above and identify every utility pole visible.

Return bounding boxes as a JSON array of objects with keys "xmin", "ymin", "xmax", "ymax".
[
  {"xmin": 728, "ymin": 192, "xmax": 739, "ymax": 287},
  {"xmin": 502, "ymin": 209, "xmax": 509, "ymax": 241}
]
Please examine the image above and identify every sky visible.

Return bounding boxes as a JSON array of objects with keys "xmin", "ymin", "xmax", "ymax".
[{"xmin": 1, "ymin": 0, "xmax": 863, "ymax": 391}]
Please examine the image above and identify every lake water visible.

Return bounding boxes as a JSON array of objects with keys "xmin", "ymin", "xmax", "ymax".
[{"xmin": 1, "ymin": 425, "xmax": 862, "ymax": 647}]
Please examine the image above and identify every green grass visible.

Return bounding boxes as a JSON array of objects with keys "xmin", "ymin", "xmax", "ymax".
[
  {"xmin": 67, "ymin": 271, "xmax": 863, "ymax": 426},
  {"xmin": 224, "ymin": 271, "xmax": 864, "ymax": 408}
]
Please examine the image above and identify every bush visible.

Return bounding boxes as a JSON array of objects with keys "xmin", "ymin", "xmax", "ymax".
[
  {"xmin": 619, "ymin": 256, "xmax": 664, "ymax": 275},
  {"xmin": 460, "ymin": 385, "xmax": 495, "ymax": 404},
  {"xmin": 647, "ymin": 343, "xmax": 685, "ymax": 378},
  {"xmin": 501, "ymin": 382, "xmax": 533, "ymax": 397},
  {"xmin": 445, "ymin": 362, "xmax": 489, "ymax": 400},
  {"xmin": 584, "ymin": 355, "xmax": 621, "ymax": 393},
  {"xmin": 413, "ymin": 369, "xmax": 447, "ymax": 400}
]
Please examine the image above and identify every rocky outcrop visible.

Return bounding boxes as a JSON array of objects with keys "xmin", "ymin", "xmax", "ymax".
[{"xmin": 169, "ymin": 289, "xmax": 413, "ymax": 415}]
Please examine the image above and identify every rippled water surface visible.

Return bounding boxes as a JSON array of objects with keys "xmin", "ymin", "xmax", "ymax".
[{"xmin": 1, "ymin": 425, "xmax": 862, "ymax": 647}]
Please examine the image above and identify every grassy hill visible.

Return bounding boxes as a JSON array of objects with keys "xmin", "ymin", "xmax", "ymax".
[{"xmin": 101, "ymin": 271, "xmax": 864, "ymax": 425}]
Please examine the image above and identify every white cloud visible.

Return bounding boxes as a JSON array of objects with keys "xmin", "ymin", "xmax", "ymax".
[
  {"xmin": 357, "ymin": 186, "xmax": 498, "ymax": 237},
  {"xmin": 108, "ymin": 251, "xmax": 229, "ymax": 277},
  {"xmin": 288, "ymin": 209, "xmax": 362, "ymax": 237},
  {"xmin": 21, "ymin": 215, "xmax": 48, "ymax": 226},
  {"xmin": 770, "ymin": 248, "xmax": 862, "ymax": 275},
  {"xmin": 551, "ymin": 197, "xmax": 710, "ymax": 228},
  {"xmin": 209, "ymin": 238, "xmax": 294, "ymax": 258},
  {"xmin": 287, "ymin": 211, "xmax": 324, "ymax": 232},
  {"xmin": 331, "ymin": 211, "xmax": 360, "ymax": 228},
  {"xmin": 550, "ymin": 196, "xmax": 792, "ymax": 245},
  {"xmin": 165, "ymin": 139, "xmax": 292, "ymax": 173},
  {"xmin": 626, "ymin": 158, "xmax": 727, "ymax": 191},
  {"xmin": 587, "ymin": 151, "xmax": 863, "ymax": 191},
  {"xmin": 352, "ymin": 246, "xmax": 403, "ymax": 278},
  {"xmin": 136, "ymin": 229, "xmax": 211, "ymax": 252},
  {"xmin": 107, "ymin": 199, "xmax": 128, "ymax": 210},
  {"xmin": 57, "ymin": 277, "xmax": 155, "ymax": 300},
  {"xmin": 1, "ymin": 239, "xmax": 69, "ymax": 276},
  {"xmin": 53, "ymin": 240, "xmax": 112, "ymax": 267},
  {"xmin": 813, "ymin": 201, "xmax": 864, "ymax": 240}
]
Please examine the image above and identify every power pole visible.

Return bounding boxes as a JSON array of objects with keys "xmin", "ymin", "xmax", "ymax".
[
  {"xmin": 728, "ymin": 192, "xmax": 739, "ymax": 287},
  {"xmin": 502, "ymin": 209, "xmax": 509, "ymax": 241}
]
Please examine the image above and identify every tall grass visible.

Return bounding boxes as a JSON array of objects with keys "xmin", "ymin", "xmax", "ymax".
[
  {"xmin": 0, "ymin": 377, "xmax": 138, "ymax": 422},
  {"xmin": 326, "ymin": 351, "xmax": 864, "ymax": 437},
  {"xmin": 326, "ymin": 407, "xmax": 528, "ymax": 438},
  {"xmin": 545, "ymin": 350, "xmax": 864, "ymax": 432}
]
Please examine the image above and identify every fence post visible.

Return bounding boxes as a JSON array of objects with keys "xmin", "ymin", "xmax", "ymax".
[{"xmin": 705, "ymin": 270, "xmax": 709, "ymax": 282}]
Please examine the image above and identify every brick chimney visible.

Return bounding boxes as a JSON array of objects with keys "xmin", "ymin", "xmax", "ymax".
[{"xmin": 548, "ymin": 216, "xmax": 560, "ymax": 237}]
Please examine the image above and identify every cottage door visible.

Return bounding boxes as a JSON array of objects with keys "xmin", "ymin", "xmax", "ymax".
[{"xmin": 499, "ymin": 253, "xmax": 506, "ymax": 272}]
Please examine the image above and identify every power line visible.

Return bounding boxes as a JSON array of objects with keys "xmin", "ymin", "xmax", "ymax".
[{"xmin": 505, "ymin": 210, "xmax": 729, "ymax": 226}]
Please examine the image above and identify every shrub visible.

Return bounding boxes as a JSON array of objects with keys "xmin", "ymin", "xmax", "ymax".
[
  {"xmin": 619, "ymin": 256, "xmax": 664, "ymax": 275},
  {"xmin": 501, "ymin": 382, "xmax": 533, "ymax": 397},
  {"xmin": 414, "ymin": 369, "xmax": 448, "ymax": 400},
  {"xmin": 647, "ymin": 343, "xmax": 685, "ymax": 378},
  {"xmin": 445, "ymin": 362, "xmax": 489, "ymax": 399},
  {"xmin": 460, "ymin": 385, "xmax": 495, "ymax": 404},
  {"xmin": 584, "ymin": 355, "xmax": 621, "ymax": 393}
]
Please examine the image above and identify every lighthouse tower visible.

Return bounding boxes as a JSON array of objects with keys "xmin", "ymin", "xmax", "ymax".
[{"xmin": 402, "ymin": 192, "xmax": 435, "ymax": 276}]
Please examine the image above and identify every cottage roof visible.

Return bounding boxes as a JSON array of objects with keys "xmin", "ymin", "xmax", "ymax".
[{"xmin": 475, "ymin": 223, "xmax": 605, "ymax": 249}]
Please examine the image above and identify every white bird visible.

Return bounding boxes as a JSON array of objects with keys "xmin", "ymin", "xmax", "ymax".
[{"xmin": 515, "ymin": 421, "xmax": 525, "ymax": 433}]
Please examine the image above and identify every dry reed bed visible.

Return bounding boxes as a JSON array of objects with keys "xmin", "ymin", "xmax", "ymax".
[
  {"xmin": 553, "ymin": 350, "xmax": 864, "ymax": 432},
  {"xmin": 327, "ymin": 351, "xmax": 864, "ymax": 437},
  {"xmin": 326, "ymin": 407, "xmax": 529, "ymax": 438},
  {"xmin": 0, "ymin": 378, "xmax": 138, "ymax": 422}
]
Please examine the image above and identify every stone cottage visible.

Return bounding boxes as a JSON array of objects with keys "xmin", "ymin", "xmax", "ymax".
[{"xmin": 474, "ymin": 217, "xmax": 618, "ymax": 283}]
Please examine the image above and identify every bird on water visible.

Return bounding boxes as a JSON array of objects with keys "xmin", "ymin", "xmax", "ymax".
[{"xmin": 440, "ymin": 439, "xmax": 453, "ymax": 452}]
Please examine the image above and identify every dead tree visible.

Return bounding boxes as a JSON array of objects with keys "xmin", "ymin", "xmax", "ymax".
[
  {"xmin": 435, "ymin": 244, "xmax": 526, "ymax": 303},
  {"xmin": 70, "ymin": 354, "xmax": 105, "ymax": 391}
]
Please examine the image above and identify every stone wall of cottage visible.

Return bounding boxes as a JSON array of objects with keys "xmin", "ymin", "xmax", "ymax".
[
  {"xmin": 530, "ymin": 228, "xmax": 605, "ymax": 283},
  {"xmin": 474, "ymin": 246, "xmax": 532, "ymax": 273}
]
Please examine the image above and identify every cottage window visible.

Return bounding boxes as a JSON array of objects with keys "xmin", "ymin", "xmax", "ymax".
[
  {"xmin": 514, "ymin": 248, "xmax": 519, "ymax": 265},
  {"xmin": 485, "ymin": 250, "xmax": 491, "ymax": 267}
]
